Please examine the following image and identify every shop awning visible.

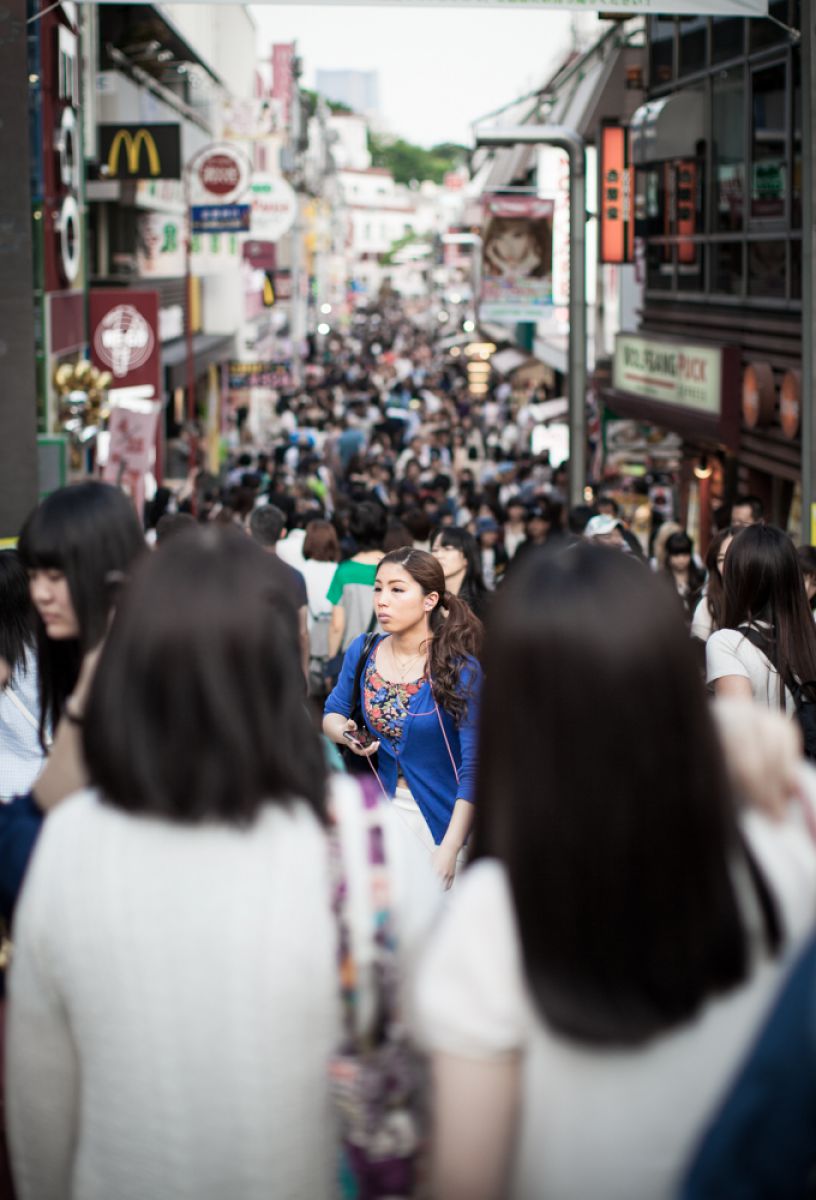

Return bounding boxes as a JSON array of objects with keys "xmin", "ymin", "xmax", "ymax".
[
  {"xmin": 162, "ymin": 333, "xmax": 234, "ymax": 391},
  {"xmin": 491, "ymin": 348, "xmax": 530, "ymax": 376}
]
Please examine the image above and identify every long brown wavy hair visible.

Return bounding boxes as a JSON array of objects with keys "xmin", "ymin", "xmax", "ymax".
[{"xmin": 376, "ymin": 547, "xmax": 483, "ymax": 726}]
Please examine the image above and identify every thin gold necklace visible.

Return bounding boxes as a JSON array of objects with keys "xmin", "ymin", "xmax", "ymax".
[{"xmin": 389, "ymin": 639, "xmax": 426, "ymax": 682}]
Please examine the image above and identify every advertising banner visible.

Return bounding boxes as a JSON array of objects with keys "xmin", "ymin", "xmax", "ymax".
[
  {"xmin": 249, "ymin": 174, "xmax": 298, "ymax": 241},
  {"xmin": 102, "ymin": 402, "xmax": 162, "ymax": 516},
  {"xmin": 89, "ymin": 289, "xmax": 160, "ymax": 397},
  {"xmin": 479, "ymin": 194, "xmax": 554, "ymax": 324},
  {"xmin": 191, "ymin": 204, "xmax": 251, "ymax": 234}
]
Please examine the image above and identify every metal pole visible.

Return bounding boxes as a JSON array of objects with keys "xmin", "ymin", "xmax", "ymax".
[
  {"xmin": 475, "ymin": 126, "xmax": 586, "ymax": 509},
  {"xmin": 801, "ymin": 0, "xmax": 814, "ymax": 544}
]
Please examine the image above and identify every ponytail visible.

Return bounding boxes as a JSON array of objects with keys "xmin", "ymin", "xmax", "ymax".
[{"xmin": 427, "ymin": 591, "xmax": 484, "ymax": 726}]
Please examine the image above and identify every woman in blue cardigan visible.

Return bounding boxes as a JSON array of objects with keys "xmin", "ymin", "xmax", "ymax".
[{"xmin": 324, "ymin": 547, "xmax": 483, "ymax": 888}]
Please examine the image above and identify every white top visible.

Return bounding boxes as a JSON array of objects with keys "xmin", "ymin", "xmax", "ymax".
[
  {"xmin": 299, "ymin": 558, "xmax": 338, "ymax": 624},
  {"xmin": 706, "ymin": 626, "xmax": 794, "ymax": 713},
  {"xmin": 0, "ymin": 649, "xmax": 46, "ymax": 801},
  {"xmin": 414, "ymin": 787, "xmax": 816, "ymax": 1200},
  {"xmin": 690, "ymin": 595, "xmax": 714, "ymax": 642},
  {"xmin": 6, "ymin": 777, "xmax": 441, "ymax": 1200},
  {"xmin": 276, "ymin": 528, "xmax": 306, "ymax": 573}
]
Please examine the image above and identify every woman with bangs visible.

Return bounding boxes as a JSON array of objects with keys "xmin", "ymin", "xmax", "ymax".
[{"xmin": 324, "ymin": 547, "xmax": 484, "ymax": 888}]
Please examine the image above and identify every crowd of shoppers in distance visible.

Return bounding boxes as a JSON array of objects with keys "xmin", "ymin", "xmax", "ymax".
[{"xmin": 1, "ymin": 300, "xmax": 816, "ymax": 1196}]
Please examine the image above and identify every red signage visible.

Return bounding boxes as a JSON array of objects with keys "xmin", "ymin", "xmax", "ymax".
[
  {"xmin": 600, "ymin": 123, "xmax": 633, "ymax": 265},
  {"xmin": 89, "ymin": 289, "xmax": 161, "ymax": 397},
  {"xmin": 272, "ymin": 43, "xmax": 295, "ymax": 129},
  {"xmin": 198, "ymin": 152, "xmax": 242, "ymax": 197}
]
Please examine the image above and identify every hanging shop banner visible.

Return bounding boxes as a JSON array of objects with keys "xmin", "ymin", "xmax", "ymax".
[
  {"xmin": 98, "ymin": 125, "xmax": 181, "ymax": 181},
  {"xmin": 249, "ymin": 174, "xmax": 298, "ymax": 241},
  {"xmin": 86, "ymin": 1, "xmax": 769, "ymax": 12},
  {"xmin": 102, "ymin": 401, "xmax": 162, "ymax": 517},
  {"xmin": 191, "ymin": 204, "xmax": 251, "ymax": 234},
  {"xmin": 479, "ymin": 195, "xmax": 554, "ymax": 324},
  {"xmin": 89, "ymin": 289, "xmax": 160, "ymax": 397}
]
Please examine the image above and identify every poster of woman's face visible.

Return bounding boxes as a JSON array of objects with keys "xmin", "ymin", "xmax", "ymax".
[{"xmin": 479, "ymin": 196, "xmax": 555, "ymax": 322}]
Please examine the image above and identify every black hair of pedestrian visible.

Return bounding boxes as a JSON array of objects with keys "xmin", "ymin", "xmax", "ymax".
[
  {"xmin": 797, "ymin": 545, "xmax": 816, "ymax": 610},
  {"xmin": 349, "ymin": 500, "xmax": 387, "ymax": 552},
  {"xmin": 155, "ymin": 513, "xmax": 197, "ymax": 545},
  {"xmin": 722, "ymin": 525, "xmax": 816, "ymax": 700},
  {"xmin": 17, "ymin": 481, "xmax": 145, "ymax": 746},
  {"xmin": 249, "ymin": 505, "xmax": 286, "ymax": 547},
  {"xmin": 0, "ymin": 551, "xmax": 36, "ymax": 678},
  {"xmin": 731, "ymin": 495, "xmax": 765, "ymax": 523},
  {"xmin": 470, "ymin": 545, "xmax": 782, "ymax": 1046},
  {"xmin": 567, "ymin": 504, "xmax": 598, "ymax": 536},
  {"xmin": 383, "ymin": 519, "xmax": 415, "ymax": 554},
  {"xmin": 702, "ymin": 527, "xmax": 736, "ymax": 631},
  {"xmin": 84, "ymin": 527, "xmax": 326, "ymax": 826},
  {"xmin": 401, "ymin": 508, "xmax": 432, "ymax": 545},
  {"xmin": 430, "ymin": 526, "xmax": 489, "ymax": 622},
  {"xmin": 596, "ymin": 495, "xmax": 621, "ymax": 517}
]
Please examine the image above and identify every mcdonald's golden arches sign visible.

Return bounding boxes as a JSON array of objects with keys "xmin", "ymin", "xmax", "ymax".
[{"xmin": 98, "ymin": 124, "xmax": 182, "ymax": 181}]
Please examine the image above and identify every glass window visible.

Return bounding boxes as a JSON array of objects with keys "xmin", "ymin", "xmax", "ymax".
[
  {"xmin": 712, "ymin": 68, "xmax": 745, "ymax": 232},
  {"xmin": 677, "ymin": 244, "xmax": 705, "ymax": 292},
  {"xmin": 678, "ymin": 18, "xmax": 707, "ymax": 77},
  {"xmin": 792, "ymin": 50, "xmax": 802, "ymax": 228},
  {"xmin": 751, "ymin": 63, "xmax": 788, "ymax": 221},
  {"xmin": 649, "ymin": 17, "xmax": 675, "ymax": 87},
  {"xmin": 748, "ymin": 241, "xmax": 786, "ymax": 297},
  {"xmin": 634, "ymin": 166, "xmax": 664, "ymax": 240},
  {"xmin": 646, "ymin": 241, "xmax": 673, "ymax": 290},
  {"xmin": 750, "ymin": 0, "xmax": 790, "ymax": 51},
  {"xmin": 711, "ymin": 16, "xmax": 743, "ymax": 62},
  {"xmin": 712, "ymin": 242, "xmax": 743, "ymax": 294}
]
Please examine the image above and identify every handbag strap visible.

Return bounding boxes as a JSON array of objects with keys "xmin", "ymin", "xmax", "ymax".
[{"xmin": 329, "ymin": 776, "xmax": 399, "ymax": 1050}]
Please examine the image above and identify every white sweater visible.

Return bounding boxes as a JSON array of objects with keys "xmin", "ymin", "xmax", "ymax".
[{"xmin": 6, "ymin": 778, "xmax": 441, "ymax": 1200}]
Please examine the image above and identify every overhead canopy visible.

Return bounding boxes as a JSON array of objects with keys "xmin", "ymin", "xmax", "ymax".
[
  {"xmin": 629, "ymin": 90, "xmax": 706, "ymax": 164},
  {"xmin": 92, "ymin": 0, "xmax": 769, "ymax": 10}
]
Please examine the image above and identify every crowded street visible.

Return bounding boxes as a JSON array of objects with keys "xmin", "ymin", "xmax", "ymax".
[{"xmin": 1, "ymin": 0, "xmax": 816, "ymax": 1196}]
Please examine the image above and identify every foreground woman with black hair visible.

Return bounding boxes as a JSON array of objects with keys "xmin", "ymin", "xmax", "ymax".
[
  {"xmin": 6, "ymin": 528, "xmax": 439, "ymax": 1200},
  {"xmin": 414, "ymin": 546, "xmax": 816, "ymax": 1200}
]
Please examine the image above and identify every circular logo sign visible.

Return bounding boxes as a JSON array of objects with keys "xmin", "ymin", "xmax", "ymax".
[
  {"xmin": 189, "ymin": 143, "xmax": 251, "ymax": 206},
  {"xmin": 199, "ymin": 153, "xmax": 242, "ymax": 197},
  {"xmin": 741, "ymin": 362, "xmax": 774, "ymax": 429},
  {"xmin": 249, "ymin": 174, "xmax": 297, "ymax": 242},
  {"xmin": 93, "ymin": 305, "xmax": 155, "ymax": 379}
]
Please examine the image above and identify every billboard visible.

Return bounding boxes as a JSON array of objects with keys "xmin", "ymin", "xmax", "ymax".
[
  {"xmin": 89, "ymin": 289, "xmax": 160, "ymax": 398},
  {"xmin": 98, "ymin": 125, "xmax": 181, "ymax": 181},
  {"xmin": 479, "ymin": 194, "xmax": 553, "ymax": 324}
]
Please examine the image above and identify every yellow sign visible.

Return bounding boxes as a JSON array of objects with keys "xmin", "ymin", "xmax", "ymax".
[{"xmin": 107, "ymin": 128, "xmax": 161, "ymax": 178}]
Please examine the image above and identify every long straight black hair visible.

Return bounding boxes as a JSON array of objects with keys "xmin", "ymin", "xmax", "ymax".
[
  {"xmin": 471, "ymin": 546, "xmax": 781, "ymax": 1046},
  {"xmin": 721, "ymin": 524, "xmax": 816, "ymax": 699},
  {"xmin": 84, "ymin": 527, "xmax": 327, "ymax": 824},
  {"xmin": 16, "ymin": 482, "xmax": 145, "ymax": 744},
  {"xmin": 0, "ymin": 552, "xmax": 36, "ymax": 680}
]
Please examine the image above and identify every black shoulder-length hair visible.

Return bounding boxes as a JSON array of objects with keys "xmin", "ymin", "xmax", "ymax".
[
  {"xmin": 17, "ymin": 481, "xmax": 146, "ymax": 743},
  {"xmin": 470, "ymin": 545, "xmax": 781, "ymax": 1046},
  {"xmin": 722, "ymin": 524, "xmax": 816, "ymax": 700},
  {"xmin": 0, "ymin": 551, "xmax": 35, "ymax": 679},
  {"xmin": 83, "ymin": 526, "xmax": 327, "ymax": 826}
]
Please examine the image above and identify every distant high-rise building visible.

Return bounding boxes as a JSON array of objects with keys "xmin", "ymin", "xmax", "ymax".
[{"xmin": 315, "ymin": 69, "xmax": 380, "ymax": 118}]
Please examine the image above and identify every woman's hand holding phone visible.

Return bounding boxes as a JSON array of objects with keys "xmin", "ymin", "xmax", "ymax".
[{"xmin": 341, "ymin": 719, "xmax": 380, "ymax": 758}]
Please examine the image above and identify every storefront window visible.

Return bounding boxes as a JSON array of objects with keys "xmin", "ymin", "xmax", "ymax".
[
  {"xmin": 646, "ymin": 241, "xmax": 673, "ymax": 290},
  {"xmin": 750, "ymin": 0, "xmax": 791, "ymax": 51},
  {"xmin": 790, "ymin": 238, "xmax": 802, "ymax": 300},
  {"xmin": 748, "ymin": 241, "xmax": 786, "ymax": 298},
  {"xmin": 677, "ymin": 244, "xmax": 705, "ymax": 292},
  {"xmin": 751, "ymin": 63, "xmax": 787, "ymax": 221},
  {"xmin": 711, "ymin": 16, "xmax": 743, "ymax": 63},
  {"xmin": 712, "ymin": 68, "xmax": 744, "ymax": 231},
  {"xmin": 712, "ymin": 242, "xmax": 743, "ymax": 294},
  {"xmin": 649, "ymin": 18, "xmax": 675, "ymax": 87},
  {"xmin": 678, "ymin": 18, "xmax": 707, "ymax": 77},
  {"xmin": 634, "ymin": 166, "xmax": 664, "ymax": 240}
]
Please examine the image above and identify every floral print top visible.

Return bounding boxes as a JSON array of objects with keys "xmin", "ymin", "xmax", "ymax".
[{"xmin": 364, "ymin": 657, "xmax": 425, "ymax": 745}]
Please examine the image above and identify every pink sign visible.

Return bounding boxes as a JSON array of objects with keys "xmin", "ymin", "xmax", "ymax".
[
  {"xmin": 103, "ymin": 404, "xmax": 162, "ymax": 516},
  {"xmin": 271, "ymin": 43, "xmax": 295, "ymax": 129}
]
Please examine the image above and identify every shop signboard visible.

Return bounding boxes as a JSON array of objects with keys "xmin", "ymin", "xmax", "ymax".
[
  {"xmin": 609, "ymin": 332, "xmax": 740, "ymax": 449},
  {"xmin": 191, "ymin": 204, "xmax": 251, "ymax": 234},
  {"xmin": 249, "ymin": 174, "xmax": 297, "ymax": 241},
  {"xmin": 98, "ymin": 124, "xmax": 181, "ymax": 181},
  {"xmin": 89, "ymin": 289, "xmax": 160, "ymax": 398},
  {"xmin": 479, "ymin": 194, "xmax": 554, "ymax": 324},
  {"xmin": 102, "ymin": 400, "xmax": 162, "ymax": 517},
  {"xmin": 188, "ymin": 144, "xmax": 251, "ymax": 207}
]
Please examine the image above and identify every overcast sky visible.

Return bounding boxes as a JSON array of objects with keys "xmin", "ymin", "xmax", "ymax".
[{"xmin": 250, "ymin": 4, "xmax": 599, "ymax": 147}]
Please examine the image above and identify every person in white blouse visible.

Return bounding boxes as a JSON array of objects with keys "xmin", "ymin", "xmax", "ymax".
[
  {"xmin": 0, "ymin": 553, "xmax": 45, "ymax": 801},
  {"xmin": 414, "ymin": 545, "xmax": 816, "ymax": 1200},
  {"xmin": 6, "ymin": 527, "xmax": 440, "ymax": 1200}
]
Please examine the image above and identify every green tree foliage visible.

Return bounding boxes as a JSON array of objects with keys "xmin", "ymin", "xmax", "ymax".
[
  {"xmin": 368, "ymin": 133, "xmax": 469, "ymax": 185},
  {"xmin": 300, "ymin": 88, "xmax": 352, "ymax": 120}
]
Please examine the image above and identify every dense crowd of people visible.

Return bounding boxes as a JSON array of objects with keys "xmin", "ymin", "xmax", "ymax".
[{"xmin": 1, "ymin": 301, "xmax": 816, "ymax": 1197}]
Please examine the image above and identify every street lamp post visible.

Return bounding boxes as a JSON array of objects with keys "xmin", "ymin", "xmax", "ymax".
[{"xmin": 475, "ymin": 126, "xmax": 586, "ymax": 510}]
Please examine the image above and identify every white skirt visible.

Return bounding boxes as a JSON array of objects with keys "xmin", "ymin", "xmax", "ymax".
[{"xmin": 391, "ymin": 786, "xmax": 467, "ymax": 876}]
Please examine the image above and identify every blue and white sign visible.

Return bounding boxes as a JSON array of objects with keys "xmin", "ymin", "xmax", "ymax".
[{"xmin": 190, "ymin": 204, "xmax": 251, "ymax": 234}]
